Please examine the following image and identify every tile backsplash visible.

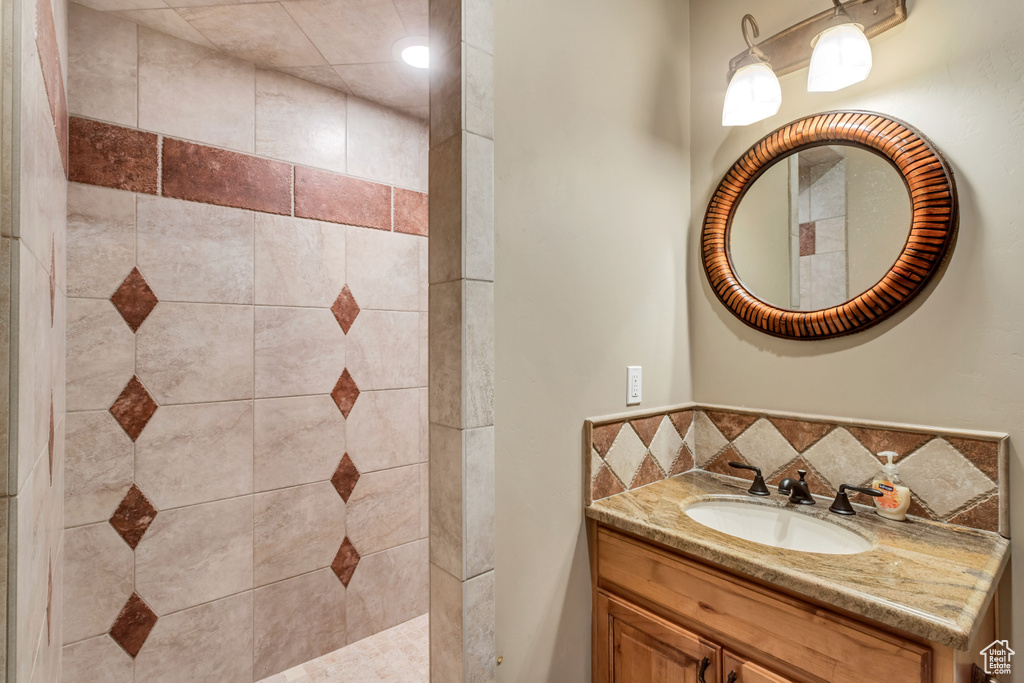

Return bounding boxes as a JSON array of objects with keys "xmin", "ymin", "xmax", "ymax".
[{"xmin": 586, "ymin": 404, "xmax": 1008, "ymax": 536}]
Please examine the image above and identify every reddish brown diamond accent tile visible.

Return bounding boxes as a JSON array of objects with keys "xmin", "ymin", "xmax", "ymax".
[
  {"xmin": 331, "ymin": 454, "xmax": 360, "ymax": 503},
  {"xmin": 629, "ymin": 416, "xmax": 662, "ymax": 448},
  {"xmin": 767, "ymin": 458, "xmax": 835, "ymax": 498},
  {"xmin": 767, "ymin": 417, "xmax": 833, "ymax": 453},
  {"xmin": 947, "ymin": 494, "xmax": 999, "ymax": 533},
  {"xmin": 669, "ymin": 410, "xmax": 693, "ymax": 440},
  {"xmin": 799, "ymin": 222, "xmax": 816, "ymax": 256},
  {"xmin": 906, "ymin": 493, "xmax": 936, "ymax": 521},
  {"xmin": 846, "ymin": 426, "xmax": 931, "ymax": 460},
  {"xmin": 704, "ymin": 410, "xmax": 758, "ymax": 441},
  {"xmin": 109, "ymin": 592, "xmax": 158, "ymax": 658},
  {"xmin": 592, "ymin": 464, "xmax": 625, "ymax": 501},
  {"xmin": 591, "ymin": 422, "xmax": 624, "ymax": 458},
  {"xmin": 947, "ymin": 437, "xmax": 999, "ymax": 483},
  {"xmin": 109, "ymin": 484, "xmax": 158, "ymax": 549},
  {"xmin": 331, "ymin": 286, "xmax": 360, "ymax": 335},
  {"xmin": 669, "ymin": 446, "xmax": 694, "ymax": 476},
  {"xmin": 111, "ymin": 267, "xmax": 159, "ymax": 333},
  {"xmin": 332, "ymin": 537, "xmax": 360, "ymax": 587},
  {"xmin": 705, "ymin": 446, "xmax": 751, "ymax": 480},
  {"xmin": 110, "ymin": 377, "xmax": 158, "ymax": 442},
  {"xmin": 629, "ymin": 454, "xmax": 664, "ymax": 490},
  {"xmin": 331, "ymin": 370, "xmax": 360, "ymax": 419}
]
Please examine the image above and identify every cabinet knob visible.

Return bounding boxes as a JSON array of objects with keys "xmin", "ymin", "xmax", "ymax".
[
  {"xmin": 698, "ymin": 657, "xmax": 711, "ymax": 683},
  {"xmin": 727, "ymin": 672, "xmax": 737, "ymax": 683}
]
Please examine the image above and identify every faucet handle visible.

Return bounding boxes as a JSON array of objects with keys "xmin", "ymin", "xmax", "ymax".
[
  {"xmin": 797, "ymin": 469, "xmax": 807, "ymax": 481},
  {"xmin": 728, "ymin": 462, "xmax": 770, "ymax": 496},
  {"xmin": 829, "ymin": 484, "xmax": 883, "ymax": 516}
]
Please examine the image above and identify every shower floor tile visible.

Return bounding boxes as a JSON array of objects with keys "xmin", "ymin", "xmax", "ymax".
[{"xmin": 258, "ymin": 613, "xmax": 429, "ymax": 682}]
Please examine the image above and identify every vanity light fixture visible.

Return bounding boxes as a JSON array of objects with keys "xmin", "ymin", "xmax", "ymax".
[
  {"xmin": 807, "ymin": 1, "xmax": 872, "ymax": 92},
  {"xmin": 722, "ymin": 0, "xmax": 906, "ymax": 126},
  {"xmin": 393, "ymin": 36, "xmax": 429, "ymax": 69},
  {"xmin": 722, "ymin": 15, "xmax": 782, "ymax": 127}
]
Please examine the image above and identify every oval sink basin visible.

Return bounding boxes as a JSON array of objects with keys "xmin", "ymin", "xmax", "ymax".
[{"xmin": 684, "ymin": 501, "xmax": 871, "ymax": 555}]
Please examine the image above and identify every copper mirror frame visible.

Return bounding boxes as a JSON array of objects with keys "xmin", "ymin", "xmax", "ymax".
[{"xmin": 701, "ymin": 110, "xmax": 958, "ymax": 340}]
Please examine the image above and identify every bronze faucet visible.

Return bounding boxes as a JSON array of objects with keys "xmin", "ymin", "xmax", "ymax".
[{"xmin": 777, "ymin": 470, "xmax": 815, "ymax": 505}]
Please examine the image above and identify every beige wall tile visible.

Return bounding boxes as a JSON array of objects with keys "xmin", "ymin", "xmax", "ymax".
[
  {"xmin": 178, "ymin": 4, "xmax": 325, "ymax": 68},
  {"xmin": 419, "ymin": 312, "xmax": 428, "ymax": 388},
  {"xmin": 134, "ymin": 592, "xmax": 253, "ymax": 683},
  {"xmin": 254, "ymin": 214, "xmax": 346, "ymax": 308},
  {"xmin": 464, "ymin": 570, "xmax": 495, "ymax": 682},
  {"xmin": 346, "ymin": 310, "xmax": 419, "ymax": 391},
  {"xmin": 135, "ymin": 401, "xmax": 254, "ymax": 509},
  {"xmin": 429, "ymin": 564, "xmax": 463, "ymax": 683},
  {"xmin": 66, "ymin": 184, "xmax": 135, "ymax": 300},
  {"xmin": 277, "ymin": 65, "xmax": 351, "ymax": 92},
  {"xmin": 109, "ymin": 8, "xmax": 216, "ymax": 50},
  {"xmin": 62, "ymin": 524, "xmax": 133, "ymax": 644},
  {"xmin": 465, "ymin": 0, "xmax": 493, "ymax": 54},
  {"xmin": 62, "ymin": 635, "xmax": 133, "ymax": 683},
  {"xmin": 64, "ymin": 411, "xmax": 133, "ymax": 527},
  {"xmin": 74, "ymin": 0, "xmax": 165, "ymax": 11},
  {"xmin": 68, "ymin": 4, "xmax": 137, "ymax": 126},
  {"xmin": 346, "ymin": 227, "xmax": 421, "ymax": 312},
  {"xmin": 420, "ymin": 386, "xmax": 428, "ymax": 461},
  {"xmin": 419, "ymin": 462, "xmax": 428, "ymax": 539},
  {"xmin": 419, "ymin": 237, "xmax": 428, "ymax": 310},
  {"xmin": 346, "ymin": 539, "xmax": 427, "ymax": 643},
  {"xmin": 138, "ymin": 27, "xmax": 255, "ymax": 152},
  {"xmin": 254, "ymin": 395, "xmax": 345, "ymax": 492},
  {"xmin": 900, "ymin": 440, "xmax": 996, "ymax": 517},
  {"xmin": 255, "ymin": 70, "xmax": 347, "ymax": 173},
  {"xmin": 136, "ymin": 302, "xmax": 254, "ymax": 405},
  {"xmin": 732, "ymin": 419, "xmax": 798, "ymax": 479},
  {"xmin": 427, "ymin": 133, "xmax": 462, "ymax": 285},
  {"xmin": 347, "ymin": 97, "xmax": 428, "ymax": 192},
  {"xmin": 346, "ymin": 465, "xmax": 420, "ymax": 556},
  {"xmin": 464, "ymin": 45, "xmax": 493, "ymax": 140},
  {"xmin": 429, "ymin": 44, "xmax": 461, "ymax": 150},
  {"xmin": 0, "ymin": 239, "xmax": 9, "ymax": 488},
  {"xmin": 14, "ymin": 458, "xmax": 52, "ymax": 683},
  {"xmin": 135, "ymin": 496, "xmax": 254, "ymax": 615},
  {"xmin": 343, "ymin": 389, "xmax": 419, "ymax": 473},
  {"xmin": 333, "ymin": 62, "xmax": 427, "ymax": 113},
  {"xmin": 428, "ymin": 281, "xmax": 461, "ymax": 428},
  {"xmin": 255, "ymin": 307, "xmax": 345, "ymax": 397},
  {"xmin": 66, "ymin": 298, "xmax": 135, "ymax": 412},
  {"xmin": 17, "ymin": 245, "xmax": 53, "ymax": 487},
  {"xmin": 464, "ymin": 280, "xmax": 493, "ymax": 429},
  {"xmin": 136, "ymin": 196, "xmax": 254, "ymax": 305},
  {"xmin": 428, "ymin": 0, "xmax": 460, "ymax": 56},
  {"xmin": 465, "ymin": 133, "xmax": 494, "ymax": 282},
  {"xmin": 281, "ymin": 0, "xmax": 405, "ymax": 65},
  {"xmin": 464, "ymin": 427, "xmax": 494, "ymax": 578},
  {"xmin": 429, "ymin": 424, "xmax": 461, "ymax": 578},
  {"xmin": 52, "ymin": 290, "xmax": 67, "ymax": 420},
  {"xmin": 253, "ymin": 481, "xmax": 346, "ymax": 586},
  {"xmin": 253, "ymin": 569, "xmax": 346, "ymax": 679}
]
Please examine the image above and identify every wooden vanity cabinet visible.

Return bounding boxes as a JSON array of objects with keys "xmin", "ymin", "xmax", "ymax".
[{"xmin": 591, "ymin": 523, "xmax": 994, "ymax": 683}]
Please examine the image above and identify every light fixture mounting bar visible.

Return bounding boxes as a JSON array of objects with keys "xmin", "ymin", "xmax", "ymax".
[{"xmin": 727, "ymin": 0, "xmax": 906, "ymax": 81}]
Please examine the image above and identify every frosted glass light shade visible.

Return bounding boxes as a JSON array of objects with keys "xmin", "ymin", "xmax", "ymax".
[
  {"xmin": 807, "ymin": 23, "xmax": 872, "ymax": 92},
  {"xmin": 722, "ymin": 63, "xmax": 783, "ymax": 127}
]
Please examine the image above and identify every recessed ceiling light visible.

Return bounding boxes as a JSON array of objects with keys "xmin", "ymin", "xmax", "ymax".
[{"xmin": 393, "ymin": 37, "xmax": 429, "ymax": 69}]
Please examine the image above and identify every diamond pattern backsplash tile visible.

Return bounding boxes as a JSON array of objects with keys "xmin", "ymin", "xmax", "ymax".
[
  {"xmin": 109, "ymin": 376, "xmax": 158, "ymax": 442},
  {"xmin": 331, "ymin": 454, "xmax": 360, "ymax": 503},
  {"xmin": 331, "ymin": 537, "xmax": 360, "ymax": 588},
  {"xmin": 109, "ymin": 592, "xmax": 159, "ymax": 658},
  {"xmin": 110, "ymin": 267, "xmax": 159, "ymax": 333},
  {"xmin": 585, "ymin": 405, "xmax": 1007, "ymax": 535},
  {"xmin": 110, "ymin": 484, "xmax": 158, "ymax": 549}
]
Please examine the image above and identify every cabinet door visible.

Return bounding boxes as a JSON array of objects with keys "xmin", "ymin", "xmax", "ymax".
[
  {"xmin": 722, "ymin": 652, "xmax": 796, "ymax": 683},
  {"xmin": 596, "ymin": 592, "xmax": 721, "ymax": 683}
]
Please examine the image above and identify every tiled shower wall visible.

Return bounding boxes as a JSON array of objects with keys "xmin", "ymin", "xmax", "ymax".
[
  {"xmin": 62, "ymin": 6, "xmax": 428, "ymax": 682},
  {"xmin": 586, "ymin": 405, "xmax": 1008, "ymax": 535},
  {"xmin": 5, "ymin": 0, "xmax": 70, "ymax": 678}
]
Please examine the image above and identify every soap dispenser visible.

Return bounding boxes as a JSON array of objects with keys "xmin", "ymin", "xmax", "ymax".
[{"xmin": 871, "ymin": 451, "xmax": 911, "ymax": 521}]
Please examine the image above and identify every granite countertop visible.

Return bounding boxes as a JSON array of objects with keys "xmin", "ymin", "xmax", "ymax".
[{"xmin": 586, "ymin": 470, "xmax": 1009, "ymax": 650}]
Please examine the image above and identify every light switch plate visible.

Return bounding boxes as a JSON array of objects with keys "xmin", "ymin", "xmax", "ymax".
[{"xmin": 627, "ymin": 366, "xmax": 642, "ymax": 405}]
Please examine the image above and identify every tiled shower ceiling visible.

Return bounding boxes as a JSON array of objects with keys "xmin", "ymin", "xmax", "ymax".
[{"xmin": 76, "ymin": 0, "xmax": 429, "ymax": 119}]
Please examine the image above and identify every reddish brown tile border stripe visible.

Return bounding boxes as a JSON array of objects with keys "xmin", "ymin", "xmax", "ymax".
[
  {"xmin": 36, "ymin": 0, "xmax": 68, "ymax": 175},
  {"xmin": 295, "ymin": 166, "xmax": 391, "ymax": 230},
  {"xmin": 70, "ymin": 118, "xmax": 158, "ymax": 193},
  {"xmin": 394, "ymin": 188, "xmax": 428, "ymax": 236},
  {"xmin": 67, "ymin": 116, "xmax": 428, "ymax": 230},
  {"xmin": 163, "ymin": 139, "xmax": 292, "ymax": 215}
]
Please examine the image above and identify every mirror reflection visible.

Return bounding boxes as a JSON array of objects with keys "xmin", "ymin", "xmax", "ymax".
[{"xmin": 729, "ymin": 145, "xmax": 911, "ymax": 311}]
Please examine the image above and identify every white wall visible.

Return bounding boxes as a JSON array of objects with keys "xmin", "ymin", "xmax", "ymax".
[
  {"xmin": 688, "ymin": 0, "xmax": 1024, "ymax": 643},
  {"xmin": 493, "ymin": 0, "xmax": 692, "ymax": 679}
]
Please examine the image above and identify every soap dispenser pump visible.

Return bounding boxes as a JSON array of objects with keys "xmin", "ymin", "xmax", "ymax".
[{"xmin": 872, "ymin": 451, "xmax": 911, "ymax": 521}]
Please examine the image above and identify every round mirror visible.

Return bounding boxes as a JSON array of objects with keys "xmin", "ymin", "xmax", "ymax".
[
  {"xmin": 730, "ymin": 145, "xmax": 911, "ymax": 311},
  {"xmin": 701, "ymin": 111, "xmax": 958, "ymax": 340}
]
